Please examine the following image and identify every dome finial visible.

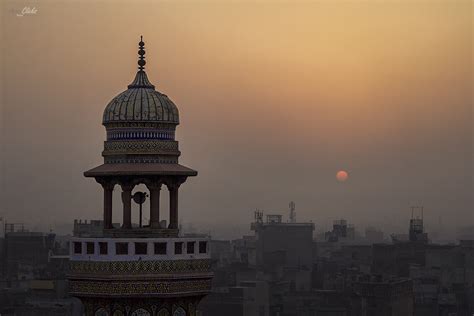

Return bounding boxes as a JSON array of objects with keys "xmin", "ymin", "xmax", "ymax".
[
  {"xmin": 138, "ymin": 35, "xmax": 146, "ymax": 71},
  {"xmin": 127, "ymin": 37, "xmax": 155, "ymax": 89}
]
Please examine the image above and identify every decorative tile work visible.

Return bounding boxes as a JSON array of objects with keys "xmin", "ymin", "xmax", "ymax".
[
  {"xmin": 82, "ymin": 296, "xmax": 198, "ymax": 316},
  {"xmin": 69, "ymin": 278, "xmax": 212, "ymax": 296},
  {"xmin": 103, "ymin": 140, "xmax": 179, "ymax": 155},
  {"xmin": 104, "ymin": 156, "xmax": 178, "ymax": 164},
  {"xmin": 69, "ymin": 259, "xmax": 211, "ymax": 275}
]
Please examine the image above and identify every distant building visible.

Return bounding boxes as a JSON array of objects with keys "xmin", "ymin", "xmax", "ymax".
[
  {"xmin": 210, "ymin": 240, "xmax": 233, "ymax": 268},
  {"xmin": 352, "ymin": 277, "xmax": 414, "ymax": 316},
  {"xmin": 365, "ymin": 226, "xmax": 384, "ymax": 243},
  {"xmin": 0, "ymin": 279, "xmax": 83, "ymax": 316},
  {"xmin": 199, "ymin": 281, "xmax": 269, "ymax": 316},
  {"xmin": 457, "ymin": 226, "xmax": 474, "ymax": 240},
  {"xmin": 279, "ymin": 290, "xmax": 349, "ymax": 316},
  {"xmin": 232, "ymin": 235, "xmax": 257, "ymax": 267},
  {"xmin": 73, "ymin": 220, "xmax": 103, "ymax": 237},
  {"xmin": 0, "ymin": 217, "xmax": 5, "ymax": 238},
  {"xmin": 0, "ymin": 217, "xmax": 5, "ymax": 278},
  {"xmin": 372, "ymin": 242, "xmax": 426, "ymax": 277},
  {"xmin": 251, "ymin": 213, "xmax": 315, "ymax": 270},
  {"xmin": 4, "ymin": 230, "xmax": 56, "ymax": 280},
  {"xmin": 410, "ymin": 242, "xmax": 474, "ymax": 316},
  {"xmin": 408, "ymin": 207, "xmax": 428, "ymax": 244},
  {"xmin": 409, "ymin": 217, "xmax": 428, "ymax": 244},
  {"xmin": 325, "ymin": 219, "xmax": 355, "ymax": 242}
]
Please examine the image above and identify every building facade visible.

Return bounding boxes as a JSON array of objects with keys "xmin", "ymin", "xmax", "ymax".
[{"xmin": 67, "ymin": 37, "xmax": 213, "ymax": 316}]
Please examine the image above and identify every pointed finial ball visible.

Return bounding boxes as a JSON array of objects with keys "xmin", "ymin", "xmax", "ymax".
[{"xmin": 139, "ymin": 35, "xmax": 144, "ymax": 47}]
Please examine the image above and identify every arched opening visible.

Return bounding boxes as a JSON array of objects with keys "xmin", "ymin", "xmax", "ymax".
[
  {"xmin": 131, "ymin": 308, "xmax": 151, "ymax": 316},
  {"xmin": 94, "ymin": 308, "xmax": 109, "ymax": 316},
  {"xmin": 173, "ymin": 307, "xmax": 186, "ymax": 316},
  {"xmin": 157, "ymin": 308, "xmax": 170, "ymax": 316},
  {"xmin": 100, "ymin": 177, "xmax": 182, "ymax": 230}
]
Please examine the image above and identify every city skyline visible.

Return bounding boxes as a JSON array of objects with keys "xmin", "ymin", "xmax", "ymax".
[{"xmin": 1, "ymin": 1, "xmax": 472, "ymax": 236}]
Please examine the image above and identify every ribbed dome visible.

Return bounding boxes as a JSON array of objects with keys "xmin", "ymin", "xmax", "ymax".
[
  {"xmin": 102, "ymin": 37, "xmax": 179, "ymax": 125},
  {"xmin": 102, "ymin": 71, "xmax": 179, "ymax": 125}
]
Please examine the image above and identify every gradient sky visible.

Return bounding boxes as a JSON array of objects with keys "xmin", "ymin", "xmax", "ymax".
[{"xmin": 1, "ymin": 0, "xmax": 472, "ymax": 238}]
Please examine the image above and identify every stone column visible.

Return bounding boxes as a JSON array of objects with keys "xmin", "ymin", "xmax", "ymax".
[
  {"xmin": 169, "ymin": 185, "xmax": 179, "ymax": 229},
  {"xmin": 102, "ymin": 182, "xmax": 114, "ymax": 229},
  {"xmin": 147, "ymin": 181, "xmax": 162, "ymax": 229},
  {"xmin": 121, "ymin": 183, "xmax": 133, "ymax": 229}
]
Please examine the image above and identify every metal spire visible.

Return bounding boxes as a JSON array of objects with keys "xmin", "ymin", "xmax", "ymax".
[
  {"xmin": 127, "ymin": 36, "xmax": 155, "ymax": 89},
  {"xmin": 138, "ymin": 35, "xmax": 146, "ymax": 71}
]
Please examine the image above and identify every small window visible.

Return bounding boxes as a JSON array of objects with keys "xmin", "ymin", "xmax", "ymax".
[
  {"xmin": 187, "ymin": 241, "xmax": 195, "ymax": 254},
  {"xmin": 135, "ymin": 242, "xmax": 148, "ymax": 255},
  {"xmin": 154, "ymin": 242, "xmax": 167, "ymax": 255},
  {"xmin": 199, "ymin": 241, "xmax": 207, "ymax": 254},
  {"xmin": 175, "ymin": 242, "xmax": 183, "ymax": 255},
  {"xmin": 74, "ymin": 242, "xmax": 82, "ymax": 254},
  {"xmin": 116, "ymin": 242, "xmax": 129, "ymax": 255},
  {"xmin": 86, "ymin": 242, "xmax": 95, "ymax": 254},
  {"xmin": 99, "ymin": 242, "xmax": 108, "ymax": 255}
]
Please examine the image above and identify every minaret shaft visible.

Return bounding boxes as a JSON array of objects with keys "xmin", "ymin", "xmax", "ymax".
[{"xmin": 69, "ymin": 37, "xmax": 212, "ymax": 316}]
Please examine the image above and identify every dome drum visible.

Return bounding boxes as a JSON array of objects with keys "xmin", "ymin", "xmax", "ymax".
[{"xmin": 102, "ymin": 139, "xmax": 180, "ymax": 164}]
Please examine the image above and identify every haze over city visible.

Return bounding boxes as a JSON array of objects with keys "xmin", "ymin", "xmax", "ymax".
[{"xmin": 1, "ymin": 1, "xmax": 472, "ymax": 238}]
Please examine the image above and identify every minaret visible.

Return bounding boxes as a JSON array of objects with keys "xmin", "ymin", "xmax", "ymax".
[{"xmin": 68, "ymin": 37, "xmax": 213, "ymax": 316}]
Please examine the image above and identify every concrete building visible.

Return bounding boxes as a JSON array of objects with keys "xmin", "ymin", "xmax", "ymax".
[
  {"xmin": 210, "ymin": 240, "xmax": 233, "ymax": 268},
  {"xmin": 251, "ymin": 213, "xmax": 315, "ymax": 270},
  {"xmin": 232, "ymin": 236, "xmax": 257, "ymax": 267},
  {"xmin": 365, "ymin": 227, "xmax": 384, "ymax": 243},
  {"xmin": 352, "ymin": 277, "xmax": 414, "ymax": 316},
  {"xmin": 0, "ymin": 279, "xmax": 83, "ymax": 316},
  {"xmin": 279, "ymin": 290, "xmax": 349, "ymax": 316},
  {"xmin": 73, "ymin": 220, "xmax": 121, "ymax": 237},
  {"xmin": 372, "ymin": 242, "xmax": 427, "ymax": 277},
  {"xmin": 410, "ymin": 242, "xmax": 474, "ymax": 316},
  {"xmin": 4, "ymin": 230, "xmax": 56, "ymax": 280},
  {"xmin": 325, "ymin": 219, "xmax": 356, "ymax": 242},
  {"xmin": 0, "ymin": 217, "xmax": 5, "ymax": 278},
  {"xmin": 199, "ymin": 281, "xmax": 269, "ymax": 316}
]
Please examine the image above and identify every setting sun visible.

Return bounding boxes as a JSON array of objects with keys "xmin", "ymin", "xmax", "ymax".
[{"xmin": 336, "ymin": 170, "xmax": 349, "ymax": 182}]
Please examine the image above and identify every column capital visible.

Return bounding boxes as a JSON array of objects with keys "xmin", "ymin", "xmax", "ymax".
[
  {"xmin": 120, "ymin": 182, "xmax": 134, "ymax": 191},
  {"xmin": 146, "ymin": 180, "xmax": 163, "ymax": 191},
  {"xmin": 164, "ymin": 176, "xmax": 187, "ymax": 190},
  {"xmin": 95, "ymin": 177, "xmax": 116, "ymax": 190}
]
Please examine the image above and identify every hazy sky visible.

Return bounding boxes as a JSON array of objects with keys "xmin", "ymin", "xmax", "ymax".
[{"xmin": 1, "ymin": 1, "xmax": 472, "ymax": 237}]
